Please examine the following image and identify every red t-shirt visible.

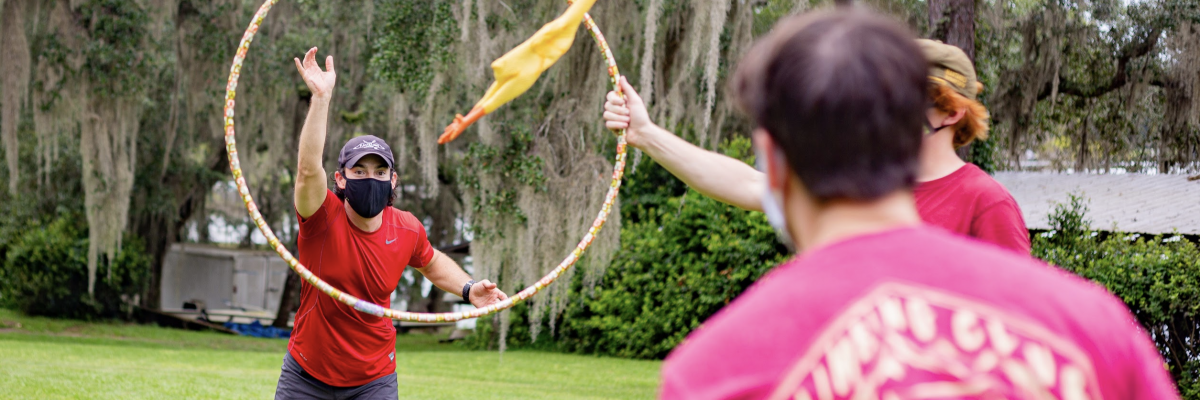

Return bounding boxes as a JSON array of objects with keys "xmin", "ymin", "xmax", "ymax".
[
  {"xmin": 915, "ymin": 163, "xmax": 1031, "ymax": 254},
  {"xmin": 660, "ymin": 227, "xmax": 1177, "ymax": 400},
  {"xmin": 288, "ymin": 190, "xmax": 435, "ymax": 386}
]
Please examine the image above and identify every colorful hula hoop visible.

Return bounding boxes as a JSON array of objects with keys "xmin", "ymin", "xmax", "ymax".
[{"xmin": 222, "ymin": 0, "xmax": 627, "ymax": 322}]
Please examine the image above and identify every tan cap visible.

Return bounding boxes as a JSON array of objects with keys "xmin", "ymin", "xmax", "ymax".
[{"xmin": 916, "ymin": 39, "xmax": 978, "ymax": 100}]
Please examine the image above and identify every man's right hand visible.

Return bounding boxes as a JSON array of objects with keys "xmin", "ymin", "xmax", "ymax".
[
  {"xmin": 294, "ymin": 47, "xmax": 336, "ymax": 219},
  {"xmin": 294, "ymin": 47, "xmax": 336, "ymax": 100},
  {"xmin": 603, "ymin": 77, "xmax": 654, "ymax": 148}
]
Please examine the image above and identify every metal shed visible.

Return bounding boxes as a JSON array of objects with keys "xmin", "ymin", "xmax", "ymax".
[{"xmin": 159, "ymin": 243, "xmax": 290, "ymax": 314}]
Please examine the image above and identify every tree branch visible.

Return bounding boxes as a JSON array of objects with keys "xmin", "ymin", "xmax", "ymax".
[{"xmin": 1037, "ymin": 27, "xmax": 1162, "ymax": 100}]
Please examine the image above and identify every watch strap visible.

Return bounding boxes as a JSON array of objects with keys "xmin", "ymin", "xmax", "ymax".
[{"xmin": 462, "ymin": 280, "xmax": 476, "ymax": 302}]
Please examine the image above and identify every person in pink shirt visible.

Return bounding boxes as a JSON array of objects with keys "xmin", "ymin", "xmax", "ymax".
[
  {"xmin": 603, "ymin": 27, "xmax": 1029, "ymax": 254},
  {"xmin": 654, "ymin": 10, "xmax": 1178, "ymax": 400}
]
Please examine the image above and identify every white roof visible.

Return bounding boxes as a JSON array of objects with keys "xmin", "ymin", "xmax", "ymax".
[{"xmin": 992, "ymin": 172, "xmax": 1200, "ymax": 234}]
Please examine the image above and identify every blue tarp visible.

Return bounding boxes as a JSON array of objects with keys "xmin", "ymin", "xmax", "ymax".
[{"xmin": 224, "ymin": 320, "xmax": 291, "ymax": 339}]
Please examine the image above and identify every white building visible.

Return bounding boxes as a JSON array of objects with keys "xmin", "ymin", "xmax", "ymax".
[{"xmin": 994, "ymin": 172, "xmax": 1200, "ymax": 234}]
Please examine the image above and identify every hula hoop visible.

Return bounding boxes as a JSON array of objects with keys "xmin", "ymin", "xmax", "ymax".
[{"xmin": 222, "ymin": 0, "xmax": 627, "ymax": 322}]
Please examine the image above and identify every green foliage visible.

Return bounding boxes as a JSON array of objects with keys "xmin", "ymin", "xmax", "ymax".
[
  {"xmin": 1033, "ymin": 195, "xmax": 1200, "ymax": 398},
  {"xmin": 552, "ymin": 188, "xmax": 787, "ymax": 358},
  {"xmin": 620, "ymin": 157, "xmax": 688, "ymax": 225},
  {"xmin": 968, "ymin": 138, "xmax": 999, "ymax": 174},
  {"xmin": 460, "ymin": 297, "xmax": 558, "ymax": 352},
  {"xmin": 1043, "ymin": 192, "xmax": 1092, "ymax": 248},
  {"xmin": 457, "ymin": 127, "xmax": 547, "ymax": 239},
  {"xmin": 460, "ymin": 128, "xmax": 547, "ymax": 191},
  {"xmin": 0, "ymin": 214, "xmax": 150, "ymax": 320},
  {"xmin": 370, "ymin": 0, "xmax": 457, "ymax": 99},
  {"xmin": 188, "ymin": 2, "xmax": 237, "ymax": 66},
  {"xmin": 466, "ymin": 137, "xmax": 789, "ymax": 359},
  {"xmin": 751, "ymin": 0, "xmax": 798, "ymax": 36},
  {"xmin": 79, "ymin": 0, "xmax": 156, "ymax": 99},
  {"xmin": 29, "ymin": 33, "xmax": 77, "ymax": 109}
]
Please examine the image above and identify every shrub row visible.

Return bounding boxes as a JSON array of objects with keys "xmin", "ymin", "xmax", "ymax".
[
  {"xmin": 1033, "ymin": 195, "xmax": 1200, "ymax": 398},
  {"xmin": 0, "ymin": 210, "xmax": 149, "ymax": 320}
]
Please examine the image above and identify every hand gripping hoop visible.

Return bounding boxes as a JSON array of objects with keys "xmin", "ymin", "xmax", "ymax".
[{"xmin": 222, "ymin": 0, "xmax": 627, "ymax": 322}]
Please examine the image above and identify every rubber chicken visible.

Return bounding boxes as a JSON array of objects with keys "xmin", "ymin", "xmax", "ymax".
[{"xmin": 438, "ymin": 0, "xmax": 598, "ymax": 144}]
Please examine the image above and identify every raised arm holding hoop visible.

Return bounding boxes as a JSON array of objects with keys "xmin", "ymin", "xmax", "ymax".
[{"xmin": 221, "ymin": 0, "xmax": 629, "ymax": 396}]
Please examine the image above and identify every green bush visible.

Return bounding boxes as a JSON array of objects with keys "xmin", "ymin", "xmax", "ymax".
[
  {"xmin": 551, "ymin": 188, "xmax": 789, "ymax": 358},
  {"xmin": 1033, "ymin": 194, "xmax": 1200, "ymax": 399},
  {"xmin": 0, "ymin": 214, "xmax": 150, "ymax": 320},
  {"xmin": 465, "ymin": 137, "xmax": 789, "ymax": 358}
]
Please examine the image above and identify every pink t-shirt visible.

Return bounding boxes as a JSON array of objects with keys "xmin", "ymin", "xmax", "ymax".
[
  {"xmin": 916, "ymin": 164, "xmax": 1031, "ymax": 254},
  {"xmin": 660, "ymin": 227, "xmax": 1177, "ymax": 400}
]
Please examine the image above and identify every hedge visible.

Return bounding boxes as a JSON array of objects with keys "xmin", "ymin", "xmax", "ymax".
[
  {"xmin": 1033, "ymin": 194, "xmax": 1200, "ymax": 398},
  {"xmin": 0, "ymin": 212, "xmax": 150, "ymax": 320}
]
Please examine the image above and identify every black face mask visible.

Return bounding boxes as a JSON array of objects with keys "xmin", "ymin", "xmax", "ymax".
[{"xmin": 342, "ymin": 177, "xmax": 392, "ymax": 218}]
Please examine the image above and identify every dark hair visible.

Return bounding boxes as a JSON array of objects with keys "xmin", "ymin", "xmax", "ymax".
[
  {"xmin": 334, "ymin": 168, "xmax": 398, "ymax": 207},
  {"xmin": 732, "ymin": 10, "xmax": 927, "ymax": 202}
]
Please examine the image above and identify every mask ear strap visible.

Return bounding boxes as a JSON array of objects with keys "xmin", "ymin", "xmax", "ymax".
[
  {"xmin": 926, "ymin": 121, "xmax": 957, "ymax": 137},
  {"xmin": 755, "ymin": 144, "xmax": 796, "ymax": 251}
]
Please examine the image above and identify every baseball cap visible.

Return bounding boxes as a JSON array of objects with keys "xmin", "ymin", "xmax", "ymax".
[
  {"xmin": 916, "ymin": 39, "xmax": 979, "ymax": 100},
  {"xmin": 338, "ymin": 135, "xmax": 395, "ymax": 170}
]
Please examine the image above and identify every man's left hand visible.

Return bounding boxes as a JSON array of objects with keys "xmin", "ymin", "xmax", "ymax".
[{"xmin": 469, "ymin": 280, "xmax": 508, "ymax": 308}]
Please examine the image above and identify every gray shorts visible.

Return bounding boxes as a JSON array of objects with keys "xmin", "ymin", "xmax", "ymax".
[{"xmin": 274, "ymin": 351, "xmax": 398, "ymax": 400}]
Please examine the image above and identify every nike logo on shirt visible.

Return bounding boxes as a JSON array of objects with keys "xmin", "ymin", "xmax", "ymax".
[{"xmin": 386, "ymin": 238, "xmax": 397, "ymax": 245}]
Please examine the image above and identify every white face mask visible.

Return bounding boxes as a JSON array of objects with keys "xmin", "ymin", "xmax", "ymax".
[{"xmin": 755, "ymin": 148, "xmax": 794, "ymax": 248}]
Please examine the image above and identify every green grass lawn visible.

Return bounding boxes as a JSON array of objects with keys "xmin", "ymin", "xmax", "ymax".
[{"xmin": 0, "ymin": 309, "xmax": 661, "ymax": 399}]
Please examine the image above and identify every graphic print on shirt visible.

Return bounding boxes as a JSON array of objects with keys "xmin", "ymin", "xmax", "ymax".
[{"xmin": 767, "ymin": 283, "xmax": 1102, "ymax": 400}]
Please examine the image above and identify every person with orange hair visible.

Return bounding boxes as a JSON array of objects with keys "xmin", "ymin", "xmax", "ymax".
[
  {"xmin": 644, "ymin": 11, "xmax": 1176, "ymax": 398},
  {"xmin": 603, "ymin": 38, "xmax": 1031, "ymax": 254}
]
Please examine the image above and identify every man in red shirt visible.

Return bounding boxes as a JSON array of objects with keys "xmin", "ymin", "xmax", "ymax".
[
  {"xmin": 276, "ymin": 48, "xmax": 508, "ymax": 399},
  {"xmin": 657, "ymin": 10, "xmax": 1177, "ymax": 399},
  {"xmin": 912, "ymin": 38, "xmax": 1029, "ymax": 253},
  {"xmin": 602, "ymin": 30, "xmax": 1030, "ymax": 254}
]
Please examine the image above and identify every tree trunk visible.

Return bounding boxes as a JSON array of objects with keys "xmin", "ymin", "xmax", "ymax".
[
  {"xmin": 1159, "ymin": 80, "xmax": 1191, "ymax": 173},
  {"xmin": 1076, "ymin": 117, "xmax": 1089, "ymax": 172},
  {"xmin": 1009, "ymin": 118, "xmax": 1025, "ymax": 170},
  {"xmin": 139, "ymin": 147, "xmax": 227, "ymax": 309},
  {"xmin": 928, "ymin": 0, "xmax": 976, "ymax": 62},
  {"xmin": 929, "ymin": 0, "xmax": 977, "ymax": 160},
  {"xmin": 272, "ymin": 270, "xmax": 301, "ymax": 328},
  {"xmin": 0, "ymin": 0, "xmax": 31, "ymax": 197}
]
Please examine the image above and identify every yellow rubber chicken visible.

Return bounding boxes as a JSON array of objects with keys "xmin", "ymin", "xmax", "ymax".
[{"xmin": 439, "ymin": 0, "xmax": 598, "ymax": 144}]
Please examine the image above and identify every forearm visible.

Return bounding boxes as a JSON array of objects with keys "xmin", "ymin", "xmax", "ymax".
[
  {"xmin": 294, "ymin": 96, "xmax": 332, "ymax": 216},
  {"xmin": 418, "ymin": 251, "xmax": 473, "ymax": 297},
  {"xmin": 297, "ymin": 96, "xmax": 332, "ymax": 175},
  {"xmin": 635, "ymin": 124, "xmax": 765, "ymax": 212}
]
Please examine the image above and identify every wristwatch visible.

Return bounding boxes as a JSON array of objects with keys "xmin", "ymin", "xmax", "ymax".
[{"xmin": 462, "ymin": 280, "xmax": 475, "ymax": 302}]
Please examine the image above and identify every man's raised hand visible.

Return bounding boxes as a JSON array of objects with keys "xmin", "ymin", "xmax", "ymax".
[
  {"xmin": 294, "ymin": 47, "xmax": 336, "ymax": 100},
  {"xmin": 469, "ymin": 280, "xmax": 509, "ymax": 308}
]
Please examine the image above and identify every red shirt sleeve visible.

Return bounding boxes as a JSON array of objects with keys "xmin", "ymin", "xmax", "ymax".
[
  {"xmin": 971, "ymin": 199, "xmax": 1032, "ymax": 254},
  {"xmin": 407, "ymin": 214, "xmax": 435, "ymax": 268},
  {"xmin": 297, "ymin": 189, "xmax": 339, "ymax": 238}
]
